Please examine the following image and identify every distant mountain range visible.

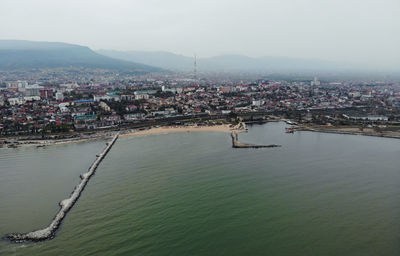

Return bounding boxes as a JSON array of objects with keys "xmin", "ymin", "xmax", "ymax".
[
  {"xmin": 0, "ymin": 40, "xmax": 389, "ymax": 74},
  {"xmin": 97, "ymin": 50, "xmax": 195, "ymax": 71},
  {"xmin": 0, "ymin": 40, "xmax": 161, "ymax": 73},
  {"xmin": 97, "ymin": 50, "xmax": 357, "ymax": 72}
]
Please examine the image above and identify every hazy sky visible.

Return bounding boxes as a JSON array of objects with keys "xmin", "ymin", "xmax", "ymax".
[{"xmin": 0, "ymin": 0, "xmax": 399, "ymax": 68}]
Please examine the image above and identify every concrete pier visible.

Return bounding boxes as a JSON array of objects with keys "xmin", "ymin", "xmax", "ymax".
[
  {"xmin": 231, "ymin": 132, "xmax": 281, "ymax": 148},
  {"xmin": 4, "ymin": 134, "xmax": 119, "ymax": 243}
]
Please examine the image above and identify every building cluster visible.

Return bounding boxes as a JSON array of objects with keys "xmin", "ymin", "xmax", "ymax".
[{"xmin": 1, "ymin": 75, "xmax": 400, "ymax": 135}]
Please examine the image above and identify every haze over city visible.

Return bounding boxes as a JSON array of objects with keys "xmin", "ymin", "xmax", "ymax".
[
  {"xmin": 1, "ymin": 0, "xmax": 399, "ymax": 69},
  {"xmin": 2, "ymin": 1, "xmax": 400, "ymax": 255}
]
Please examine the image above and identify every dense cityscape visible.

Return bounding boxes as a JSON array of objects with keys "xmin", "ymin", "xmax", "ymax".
[{"xmin": 1, "ymin": 70, "xmax": 400, "ymax": 141}]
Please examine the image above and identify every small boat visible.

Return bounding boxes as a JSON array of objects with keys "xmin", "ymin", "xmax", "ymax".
[
  {"xmin": 36, "ymin": 145, "xmax": 46, "ymax": 148},
  {"xmin": 285, "ymin": 120, "xmax": 297, "ymax": 125}
]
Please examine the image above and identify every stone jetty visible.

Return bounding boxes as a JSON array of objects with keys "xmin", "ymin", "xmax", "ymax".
[
  {"xmin": 231, "ymin": 132, "xmax": 281, "ymax": 148},
  {"xmin": 4, "ymin": 134, "xmax": 119, "ymax": 243}
]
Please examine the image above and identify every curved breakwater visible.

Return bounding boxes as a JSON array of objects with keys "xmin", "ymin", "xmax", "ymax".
[{"xmin": 4, "ymin": 134, "xmax": 119, "ymax": 243}]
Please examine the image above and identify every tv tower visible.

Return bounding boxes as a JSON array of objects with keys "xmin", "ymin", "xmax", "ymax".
[{"xmin": 194, "ymin": 54, "xmax": 198, "ymax": 85}]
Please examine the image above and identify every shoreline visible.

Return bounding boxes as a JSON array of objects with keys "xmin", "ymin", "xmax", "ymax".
[
  {"xmin": 292, "ymin": 125, "xmax": 400, "ymax": 140},
  {"xmin": 5, "ymin": 121, "xmax": 400, "ymax": 148},
  {"xmin": 1, "ymin": 124, "xmax": 245, "ymax": 148},
  {"xmin": 2, "ymin": 134, "xmax": 114, "ymax": 148}
]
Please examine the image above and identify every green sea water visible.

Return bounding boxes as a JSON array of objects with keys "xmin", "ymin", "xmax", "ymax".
[{"xmin": 1, "ymin": 122, "xmax": 400, "ymax": 255}]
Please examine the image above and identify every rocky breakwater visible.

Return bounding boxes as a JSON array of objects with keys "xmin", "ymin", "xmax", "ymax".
[
  {"xmin": 4, "ymin": 134, "xmax": 119, "ymax": 243},
  {"xmin": 231, "ymin": 132, "xmax": 281, "ymax": 148}
]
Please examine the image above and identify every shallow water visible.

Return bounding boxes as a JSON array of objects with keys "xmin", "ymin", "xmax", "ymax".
[{"xmin": 1, "ymin": 122, "xmax": 400, "ymax": 255}]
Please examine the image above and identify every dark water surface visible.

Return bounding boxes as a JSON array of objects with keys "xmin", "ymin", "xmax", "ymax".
[{"xmin": 1, "ymin": 122, "xmax": 400, "ymax": 255}]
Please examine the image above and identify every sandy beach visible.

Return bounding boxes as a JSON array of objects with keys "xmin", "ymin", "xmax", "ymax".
[
  {"xmin": 1, "ymin": 124, "xmax": 246, "ymax": 148},
  {"xmin": 120, "ymin": 124, "xmax": 237, "ymax": 137}
]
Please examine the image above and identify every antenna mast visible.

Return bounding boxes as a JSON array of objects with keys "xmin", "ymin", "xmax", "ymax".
[{"xmin": 194, "ymin": 54, "xmax": 198, "ymax": 86}]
